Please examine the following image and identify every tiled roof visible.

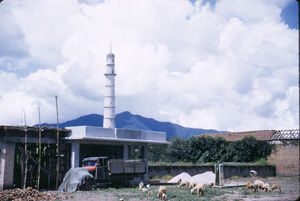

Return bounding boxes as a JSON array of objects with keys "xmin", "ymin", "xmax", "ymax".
[{"xmin": 202, "ymin": 130, "xmax": 276, "ymax": 141}]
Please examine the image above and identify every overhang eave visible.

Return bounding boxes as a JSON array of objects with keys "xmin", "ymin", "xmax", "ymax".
[{"xmin": 63, "ymin": 136, "xmax": 170, "ymax": 144}]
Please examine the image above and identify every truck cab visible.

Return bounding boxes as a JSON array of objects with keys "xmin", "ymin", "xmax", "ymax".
[{"xmin": 82, "ymin": 157, "xmax": 109, "ymax": 181}]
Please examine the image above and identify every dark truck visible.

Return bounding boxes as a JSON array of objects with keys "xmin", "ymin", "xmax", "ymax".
[{"xmin": 82, "ymin": 156, "xmax": 147, "ymax": 186}]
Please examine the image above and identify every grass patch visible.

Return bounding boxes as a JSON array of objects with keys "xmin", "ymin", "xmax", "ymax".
[
  {"xmin": 164, "ymin": 186, "xmax": 228, "ymax": 201},
  {"xmin": 149, "ymin": 160, "xmax": 275, "ymax": 167},
  {"xmin": 275, "ymin": 174, "xmax": 299, "ymax": 178},
  {"xmin": 63, "ymin": 176, "xmax": 299, "ymax": 201},
  {"xmin": 223, "ymin": 160, "xmax": 275, "ymax": 167},
  {"xmin": 95, "ymin": 185, "xmax": 230, "ymax": 201},
  {"xmin": 151, "ymin": 175, "xmax": 173, "ymax": 180},
  {"xmin": 242, "ymin": 189, "xmax": 251, "ymax": 197},
  {"xmin": 148, "ymin": 161, "xmax": 215, "ymax": 166},
  {"xmin": 251, "ymin": 159, "xmax": 275, "ymax": 166}
]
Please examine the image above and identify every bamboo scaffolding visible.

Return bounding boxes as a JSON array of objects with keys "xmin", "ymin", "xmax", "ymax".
[
  {"xmin": 48, "ymin": 146, "xmax": 51, "ymax": 189},
  {"xmin": 37, "ymin": 107, "xmax": 42, "ymax": 189},
  {"xmin": 55, "ymin": 95, "xmax": 60, "ymax": 189},
  {"xmin": 17, "ymin": 145, "xmax": 49, "ymax": 174},
  {"xmin": 23, "ymin": 109, "xmax": 28, "ymax": 189}
]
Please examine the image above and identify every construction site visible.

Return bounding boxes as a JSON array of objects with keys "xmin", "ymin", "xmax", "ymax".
[
  {"xmin": 0, "ymin": 124, "xmax": 169, "ymax": 191},
  {"xmin": 0, "ymin": 125, "xmax": 70, "ymax": 190}
]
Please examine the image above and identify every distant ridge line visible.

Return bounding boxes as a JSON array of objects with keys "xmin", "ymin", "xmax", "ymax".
[{"xmin": 39, "ymin": 111, "xmax": 222, "ymax": 139}]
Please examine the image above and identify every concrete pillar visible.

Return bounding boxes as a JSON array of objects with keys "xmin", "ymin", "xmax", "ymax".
[
  {"xmin": 143, "ymin": 145, "xmax": 149, "ymax": 181},
  {"xmin": 0, "ymin": 141, "xmax": 15, "ymax": 190},
  {"xmin": 0, "ymin": 140, "xmax": 5, "ymax": 190},
  {"xmin": 123, "ymin": 144, "xmax": 128, "ymax": 160},
  {"xmin": 71, "ymin": 142, "xmax": 80, "ymax": 168}
]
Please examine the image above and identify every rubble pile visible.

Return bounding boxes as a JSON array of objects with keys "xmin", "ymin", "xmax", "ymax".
[{"xmin": 0, "ymin": 187, "xmax": 70, "ymax": 201}]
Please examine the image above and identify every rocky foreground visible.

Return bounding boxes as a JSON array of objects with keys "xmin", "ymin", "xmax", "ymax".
[{"xmin": 0, "ymin": 187, "xmax": 70, "ymax": 201}]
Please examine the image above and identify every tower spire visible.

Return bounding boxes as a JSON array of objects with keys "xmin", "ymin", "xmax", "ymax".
[{"xmin": 103, "ymin": 47, "xmax": 116, "ymax": 128}]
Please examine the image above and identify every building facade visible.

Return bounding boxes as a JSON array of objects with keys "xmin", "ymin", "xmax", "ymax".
[{"xmin": 0, "ymin": 49, "xmax": 169, "ymax": 190}]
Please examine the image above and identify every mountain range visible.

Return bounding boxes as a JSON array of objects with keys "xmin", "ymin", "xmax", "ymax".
[{"xmin": 41, "ymin": 111, "xmax": 221, "ymax": 139}]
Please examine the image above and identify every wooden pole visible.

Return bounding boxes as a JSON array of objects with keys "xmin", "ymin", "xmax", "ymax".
[
  {"xmin": 55, "ymin": 95, "xmax": 60, "ymax": 189},
  {"xmin": 37, "ymin": 107, "xmax": 42, "ymax": 189},
  {"xmin": 48, "ymin": 144, "xmax": 51, "ymax": 190},
  {"xmin": 23, "ymin": 109, "xmax": 28, "ymax": 189}
]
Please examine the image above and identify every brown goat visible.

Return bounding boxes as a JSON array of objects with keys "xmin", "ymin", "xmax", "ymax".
[{"xmin": 271, "ymin": 183, "xmax": 281, "ymax": 192}]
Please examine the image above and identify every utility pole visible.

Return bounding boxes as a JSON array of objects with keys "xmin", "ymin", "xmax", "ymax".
[
  {"xmin": 23, "ymin": 109, "xmax": 28, "ymax": 189},
  {"xmin": 55, "ymin": 95, "xmax": 60, "ymax": 189},
  {"xmin": 37, "ymin": 106, "xmax": 42, "ymax": 189}
]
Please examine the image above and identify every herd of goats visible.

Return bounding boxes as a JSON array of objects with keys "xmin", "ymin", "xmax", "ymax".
[
  {"xmin": 137, "ymin": 180, "xmax": 212, "ymax": 200},
  {"xmin": 245, "ymin": 180, "xmax": 281, "ymax": 192},
  {"xmin": 134, "ymin": 176, "xmax": 282, "ymax": 201}
]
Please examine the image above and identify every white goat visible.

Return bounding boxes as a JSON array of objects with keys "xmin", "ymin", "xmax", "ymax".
[
  {"xmin": 138, "ymin": 182, "xmax": 144, "ymax": 190},
  {"xmin": 261, "ymin": 183, "xmax": 271, "ymax": 192},
  {"xmin": 178, "ymin": 181, "xmax": 189, "ymax": 188},
  {"xmin": 250, "ymin": 170, "xmax": 257, "ymax": 177},
  {"xmin": 162, "ymin": 193, "xmax": 167, "ymax": 201},
  {"xmin": 254, "ymin": 180, "xmax": 264, "ymax": 192},
  {"xmin": 189, "ymin": 181, "xmax": 198, "ymax": 189},
  {"xmin": 196, "ymin": 184, "xmax": 204, "ymax": 197},
  {"xmin": 141, "ymin": 187, "xmax": 151, "ymax": 195},
  {"xmin": 157, "ymin": 186, "xmax": 167, "ymax": 200},
  {"xmin": 203, "ymin": 181, "xmax": 214, "ymax": 189}
]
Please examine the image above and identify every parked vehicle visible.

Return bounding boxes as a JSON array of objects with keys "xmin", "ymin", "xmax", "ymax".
[
  {"xmin": 58, "ymin": 167, "xmax": 95, "ymax": 192},
  {"xmin": 82, "ymin": 156, "xmax": 147, "ymax": 185}
]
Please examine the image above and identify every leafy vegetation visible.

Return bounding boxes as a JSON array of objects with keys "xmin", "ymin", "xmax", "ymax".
[
  {"xmin": 149, "ymin": 136, "xmax": 275, "ymax": 164},
  {"xmin": 150, "ymin": 175, "xmax": 173, "ymax": 180}
]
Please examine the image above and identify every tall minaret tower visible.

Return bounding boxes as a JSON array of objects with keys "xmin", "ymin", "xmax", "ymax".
[{"xmin": 103, "ymin": 48, "xmax": 116, "ymax": 128}]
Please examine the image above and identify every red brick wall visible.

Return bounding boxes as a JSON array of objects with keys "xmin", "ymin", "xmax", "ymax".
[{"xmin": 268, "ymin": 142, "xmax": 299, "ymax": 176}]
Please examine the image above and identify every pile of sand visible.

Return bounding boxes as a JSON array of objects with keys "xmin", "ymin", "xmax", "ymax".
[
  {"xmin": 168, "ymin": 171, "xmax": 215, "ymax": 185},
  {"xmin": 188, "ymin": 171, "xmax": 215, "ymax": 185},
  {"xmin": 167, "ymin": 172, "xmax": 191, "ymax": 183}
]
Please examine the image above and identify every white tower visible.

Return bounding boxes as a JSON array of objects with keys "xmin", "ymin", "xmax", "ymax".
[{"xmin": 103, "ymin": 48, "xmax": 116, "ymax": 128}]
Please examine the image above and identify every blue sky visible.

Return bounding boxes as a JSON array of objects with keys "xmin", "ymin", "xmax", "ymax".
[
  {"xmin": 0, "ymin": 0, "xmax": 298, "ymax": 131},
  {"xmin": 198, "ymin": 0, "xmax": 298, "ymax": 29},
  {"xmin": 281, "ymin": 0, "xmax": 298, "ymax": 29}
]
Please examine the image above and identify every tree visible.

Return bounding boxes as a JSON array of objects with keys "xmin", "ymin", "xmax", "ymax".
[
  {"xmin": 167, "ymin": 137, "xmax": 190, "ymax": 162},
  {"xmin": 148, "ymin": 135, "xmax": 275, "ymax": 163},
  {"xmin": 148, "ymin": 144, "xmax": 168, "ymax": 162}
]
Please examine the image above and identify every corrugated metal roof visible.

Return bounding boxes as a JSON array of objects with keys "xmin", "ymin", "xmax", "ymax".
[{"xmin": 270, "ymin": 129, "xmax": 299, "ymax": 141}]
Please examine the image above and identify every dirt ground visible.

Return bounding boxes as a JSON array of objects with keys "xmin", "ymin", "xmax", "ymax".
[{"xmin": 54, "ymin": 175, "xmax": 299, "ymax": 201}]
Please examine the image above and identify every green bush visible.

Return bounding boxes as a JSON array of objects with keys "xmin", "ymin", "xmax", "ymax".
[{"xmin": 149, "ymin": 136, "xmax": 275, "ymax": 164}]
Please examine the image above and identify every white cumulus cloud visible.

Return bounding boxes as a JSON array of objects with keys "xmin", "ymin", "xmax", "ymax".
[{"xmin": 0, "ymin": 0, "xmax": 298, "ymax": 132}]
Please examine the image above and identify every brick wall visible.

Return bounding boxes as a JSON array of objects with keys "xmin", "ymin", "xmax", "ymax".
[{"xmin": 268, "ymin": 141, "xmax": 299, "ymax": 175}]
